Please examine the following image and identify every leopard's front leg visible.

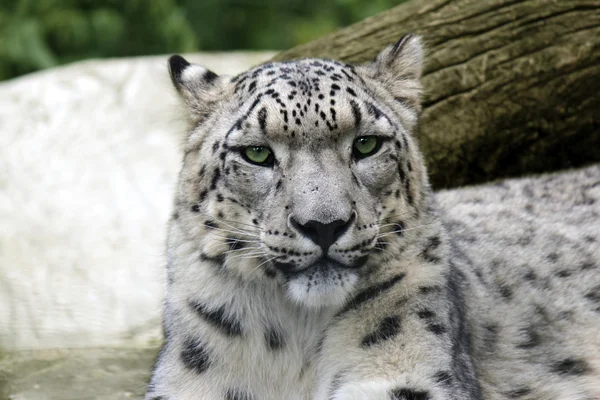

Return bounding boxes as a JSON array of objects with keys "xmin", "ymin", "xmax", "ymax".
[{"xmin": 313, "ymin": 267, "xmax": 481, "ymax": 400}]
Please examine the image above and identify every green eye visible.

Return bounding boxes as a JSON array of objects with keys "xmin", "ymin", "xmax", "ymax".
[
  {"xmin": 353, "ymin": 136, "xmax": 381, "ymax": 159},
  {"xmin": 243, "ymin": 146, "xmax": 274, "ymax": 166}
]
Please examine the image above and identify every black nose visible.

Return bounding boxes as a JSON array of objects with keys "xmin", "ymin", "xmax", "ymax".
[{"xmin": 291, "ymin": 215, "xmax": 353, "ymax": 251}]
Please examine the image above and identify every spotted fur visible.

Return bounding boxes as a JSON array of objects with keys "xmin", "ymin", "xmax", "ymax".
[{"xmin": 145, "ymin": 35, "xmax": 600, "ymax": 399}]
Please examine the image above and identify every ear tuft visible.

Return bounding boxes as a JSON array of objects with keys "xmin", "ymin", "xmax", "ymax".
[
  {"xmin": 167, "ymin": 55, "xmax": 226, "ymax": 124},
  {"xmin": 362, "ymin": 33, "xmax": 424, "ymax": 114},
  {"xmin": 168, "ymin": 55, "xmax": 191, "ymax": 89},
  {"xmin": 391, "ymin": 33, "xmax": 413, "ymax": 55},
  {"xmin": 375, "ymin": 33, "xmax": 423, "ymax": 80}
]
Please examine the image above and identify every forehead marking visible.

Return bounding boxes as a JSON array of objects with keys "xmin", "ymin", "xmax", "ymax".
[{"xmin": 226, "ymin": 59, "xmax": 399, "ymax": 140}]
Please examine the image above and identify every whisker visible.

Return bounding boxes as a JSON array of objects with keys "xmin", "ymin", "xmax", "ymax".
[
  {"xmin": 222, "ymin": 246, "xmax": 264, "ymax": 255},
  {"xmin": 377, "ymin": 222, "xmax": 407, "ymax": 229},
  {"xmin": 375, "ymin": 223, "xmax": 435, "ymax": 239},
  {"xmin": 228, "ymin": 252, "xmax": 267, "ymax": 262},
  {"xmin": 214, "ymin": 218, "xmax": 262, "ymax": 231},
  {"xmin": 204, "ymin": 224, "xmax": 261, "ymax": 238},
  {"xmin": 189, "ymin": 208, "xmax": 263, "ymax": 233},
  {"xmin": 374, "ymin": 246, "xmax": 397, "ymax": 258},
  {"xmin": 249, "ymin": 256, "xmax": 279, "ymax": 274},
  {"xmin": 210, "ymin": 234, "xmax": 261, "ymax": 244},
  {"xmin": 378, "ymin": 210, "xmax": 414, "ymax": 222}
]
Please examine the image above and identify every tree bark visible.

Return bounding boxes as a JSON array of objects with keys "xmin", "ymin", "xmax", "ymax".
[{"xmin": 272, "ymin": 0, "xmax": 600, "ymax": 188}]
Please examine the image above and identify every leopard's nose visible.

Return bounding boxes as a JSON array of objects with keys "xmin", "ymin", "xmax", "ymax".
[{"xmin": 290, "ymin": 214, "xmax": 355, "ymax": 251}]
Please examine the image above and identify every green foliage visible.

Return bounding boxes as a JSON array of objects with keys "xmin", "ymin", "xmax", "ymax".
[{"xmin": 0, "ymin": 0, "xmax": 405, "ymax": 81}]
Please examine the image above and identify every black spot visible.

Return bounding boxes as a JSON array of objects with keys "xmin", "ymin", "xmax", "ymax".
[
  {"xmin": 210, "ymin": 167, "xmax": 221, "ymax": 190},
  {"xmin": 392, "ymin": 221, "xmax": 405, "ymax": 236},
  {"xmin": 189, "ymin": 300, "xmax": 243, "ymax": 336},
  {"xmin": 341, "ymin": 69, "xmax": 355, "ymax": 81},
  {"xmin": 516, "ymin": 325, "xmax": 541, "ymax": 349},
  {"xmin": 551, "ymin": 358, "xmax": 589, "ymax": 375},
  {"xmin": 394, "ymin": 96, "xmax": 409, "ymax": 106},
  {"xmin": 265, "ymin": 328, "xmax": 285, "ymax": 350},
  {"xmin": 580, "ymin": 262, "xmax": 595, "ymax": 270},
  {"xmin": 200, "ymin": 252, "xmax": 225, "ymax": 265},
  {"xmin": 204, "ymin": 220, "xmax": 218, "ymax": 229},
  {"xmin": 404, "ymin": 178, "xmax": 413, "ymax": 205},
  {"xmin": 204, "ymin": 70, "xmax": 218, "ymax": 84},
  {"xmin": 212, "ymin": 141, "xmax": 220, "ymax": 153},
  {"xmin": 337, "ymin": 273, "xmax": 405, "ymax": 316},
  {"xmin": 390, "ymin": 388, "xmax": 430, "ymax": 400},
  {"xmin": 361, "ymin": 315, "xmax": 402, "ymax": 347},
  {"xmin": 225, "ymin": 388, "xmax": 253, "ymax": 400},
  {"xmin": 346, "ymin": 87, "xmax": 357, "ymax": 96},
  {"xmin": 547, "ymin": 252, "xmax": 559, "ymax": 262},
  {"xmin": 273, "ymin": 262, "xmax": 296, "ymax": 274},
  {"xmin": 482, "ymin": 323, "xmax": 499, "ymax": 351},
  {"xmin": 398, "ymin": 163, "xmax": 406, "ymax": 181},
  {"xmin": 349, "ymin": 99, "xmax": 362, "ymax": 128},
  {"xmin": 350, "ymin": 255, "xmax": 369, "ymax": 268},
  {"xmin": 326, "ymin": 371, "xmax": 346, "ymax": 399},
  {"xmin": 257, "ymin": 107, "xmax": 267, "ymax": 132},
  {"xmin": 227, "ymin": 237, "xmax": 244, "ymax": 251},
  {"xmin": 506, "ymin": 388, "xmax": 532, "ymax": 398},
  {"xmin": 419, "ymin": 286, "xmax": 442, "ymax": 294},
  {"xmin": 198, "ymin": 190, "xmax": 208, "ymax": 202},
  {"xmin": 180, "ymin": 337, "xmax": 211, "ymax": 374},
  {"xmin": 523, "ymin": 269, "xmax": 537, "ymax": 281},
  {"xmin": 498, "ymin": 284, "xmax": 513, "ymax": 300},
  {"xmin": 248, "ymin": 81, "xmax": 256, "ymax": 92},
  {"xmin": 375, "ymin": 238, "xmax": 388, "ymax": 253},
  {"xmin": 264, "ymin": 267, "xmax": 276, "ymax": 278},
  {"xmin": 426, "ymin": 323, "xmax": 447, "ymax": 335},
  {"xmin": 190, "ymin": 204, "xmax": 200, "ymax": 212},
  {"xmin": 556, "ymin": 269, "xmax": 571, "ymax": 278},
  {"xmin": 585, "ymin": 285, "xmax": 600, "ymax": 304},
  {"xmin": 365, "ymin": 102, "xmax": 383, "ymax": 119},
  {"xmin": 417, "ymin": 309, "xmax": 435, "ymax": 319},
  {"xmin": 433, "ymin": 371, "xmax": 453, "ymax": 387},
  {"xmin": 419, "ymin": 235, "xmax": 441, "ymax": 264}
]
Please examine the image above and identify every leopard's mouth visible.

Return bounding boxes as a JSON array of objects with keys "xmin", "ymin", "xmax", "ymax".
[{"xmin": 274, "ymin": 255, "xmax": 369, "ymax": 278}]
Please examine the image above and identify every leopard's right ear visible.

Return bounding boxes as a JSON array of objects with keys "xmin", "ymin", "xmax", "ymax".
[{"xmin": 168, "ymin": 55, "xmax": 227, "ymax": 123}]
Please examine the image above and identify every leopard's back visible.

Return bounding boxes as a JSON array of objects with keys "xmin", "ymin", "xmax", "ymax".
[{"xmin": 439, "ymin": 165, "xmax": 600, "ymax": 399}]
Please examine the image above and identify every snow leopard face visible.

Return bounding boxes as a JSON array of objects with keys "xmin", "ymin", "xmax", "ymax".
[{"xmin": 169, "ymin": 35, "xmax": 427, "ymax": 308}]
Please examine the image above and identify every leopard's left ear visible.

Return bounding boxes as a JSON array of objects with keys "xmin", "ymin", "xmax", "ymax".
[
  {"xmin": 363, "ymin": 34, "xmax": 424, "ymax": 110},
  {"xmin": 373, "ymin": 33, "xmax": 423, "ymax": 80}
]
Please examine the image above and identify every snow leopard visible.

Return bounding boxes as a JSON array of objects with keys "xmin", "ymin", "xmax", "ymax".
[{"xmin": 145, "ymin": 34, "xmax": 600, "ymax": 400}]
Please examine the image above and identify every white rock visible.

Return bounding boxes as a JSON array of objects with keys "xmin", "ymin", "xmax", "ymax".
[{"xmin": 0, "ymin": 52, "xmax": 276, "ymax": 350}]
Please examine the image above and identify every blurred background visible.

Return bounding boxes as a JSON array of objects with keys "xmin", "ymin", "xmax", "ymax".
[{"xmin": 0, "ymin": 0, "xmax": 407, "ymax": 81}]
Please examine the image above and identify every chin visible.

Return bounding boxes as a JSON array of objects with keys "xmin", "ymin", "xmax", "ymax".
[{"xmin": 284, "ymin": 264, "xmax": 359, "ymax": 309}]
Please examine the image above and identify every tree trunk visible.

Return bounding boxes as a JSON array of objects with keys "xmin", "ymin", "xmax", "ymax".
[{"xmin": 272, "ymin": 0, "xmax": 600, "ymax": 188}]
